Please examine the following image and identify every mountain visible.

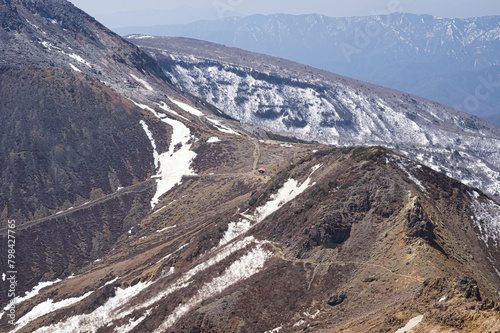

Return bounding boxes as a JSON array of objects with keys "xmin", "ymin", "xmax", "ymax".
[
  {"xmin": 0, "ymin": 1, "xmax": 500, "ymax": 332},
  {"xmin": 116, "ymin": 13, "xmax": 500, "ymax": 127},
  {"xmin": 129, "ymin": 36, "xmax": 500, "ymax": 200},
  {"xmin": 0, "ymin": 0, "xmax": 176, "ymax": 223}
]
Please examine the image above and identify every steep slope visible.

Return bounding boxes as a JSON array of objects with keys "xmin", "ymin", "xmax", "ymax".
[
  {"xmin": 129, "ymin": 36, "xmax": 500, "ymax": 200},
  {"xmin": 116, "ymin": 13, "xmax": 500, "ymax": 126},
  {"xmin": 0, "ymin": 0, "xmax": 244, "ymax": 314},
  {"xmin": 0, "ymin": 0, "xmax": 175, "ymax": 222},
  {"xmin": 2, "ymin": 144, "xmax": 499, "ymax": 332}
]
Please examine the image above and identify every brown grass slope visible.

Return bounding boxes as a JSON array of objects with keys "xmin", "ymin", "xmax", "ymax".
[{"xmin": 7, "ymin": 143, "xmax": 499, "ymax": 332}]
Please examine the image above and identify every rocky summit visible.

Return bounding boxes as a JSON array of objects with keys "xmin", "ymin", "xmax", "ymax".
[{"xmin": 0, "ymin": 1, "xmax": 499, "ymax": 332}]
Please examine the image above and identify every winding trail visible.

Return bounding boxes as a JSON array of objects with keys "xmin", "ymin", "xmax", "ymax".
[{"xmin": 267, "ymin": 243, "xmax": 425, "ymax": 284}]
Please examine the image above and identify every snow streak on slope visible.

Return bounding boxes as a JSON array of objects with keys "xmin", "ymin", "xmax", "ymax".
[
  {"xmin": 12, "ymin": 291, "xmax": 94, "ymax": 333},
  {"xmin": 130, "ymin": 73, "xmax": 153, "ymax": 91},
  {"xmin": 133, "ymin": 99, "xmax": 197, "ymax": 208},
  {"xmin": 392, "ymin": 156, "xmax": 428, "ymax": 194},
  {"xmin": 153, "ymin": 245, "xmax": 273, "ymax": 332},
  {"xmin": 32, "ymin": 234, "xmax": 270, "ymax": 332},
  {"xmin": 113, "ymin": 309, "xmax": 153, "ymax": 333},
  {"xmin": 150, "ymin": 113, "xmax": 197, "ymax": 208},
  {"xmin": 207, "ymin": 136, "xmax": 221, "ymax": 143},
  {"xmin": 140, "ymin": 120, "xmax": 160, "ymax": 168},
  {"xmin": 169, "ymin": 98, "xmax": 240, "ymax": 135},
  {"xmin": 219, "ymin": 164, "xmax": 321, "ymax": 246},
  {"xmin": 206, "ymin": 117, "xmax": 240, "ymax": 135},
  {"xmin": 32, "ymin": 281, "xmax": 154, "ymax": 333},
  {"xmin": 395, "ymin": 315, "xmax": 424, "ymax": 333},
  {"xmin": 0, "ymin": 279, "xmax": 61, "ymax": 320},
  {"xmin": 170, "ymin": 98, "xmax": 204, "ymax": 117}
]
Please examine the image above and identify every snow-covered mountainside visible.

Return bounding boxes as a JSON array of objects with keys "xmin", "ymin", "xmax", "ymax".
[
  {"xmin": 117, "ymin": 13, "xmax": 500, "ymax": 126},
  {"xmin": 130, "ymin": 36, "xmax": 500, "ymax": 199}
]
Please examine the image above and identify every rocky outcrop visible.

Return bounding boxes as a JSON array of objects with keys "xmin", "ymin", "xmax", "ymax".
[{"xmin": 405, "ymin": 196, "xmax": 435, "ymax": 242}]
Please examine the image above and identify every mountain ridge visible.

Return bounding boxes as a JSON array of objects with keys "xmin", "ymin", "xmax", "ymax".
[
  {"xmin": 117, "ymin": 12, "xmax": 500, "ymax": 126},
  {"xmin": 129, "ymin": 35, "xmax": 500, "ymax": 200}
]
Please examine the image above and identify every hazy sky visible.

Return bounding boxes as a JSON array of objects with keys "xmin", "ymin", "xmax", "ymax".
[{"xmin": 69, "ymin": 0, "xmax": 500, "ymax": 27}]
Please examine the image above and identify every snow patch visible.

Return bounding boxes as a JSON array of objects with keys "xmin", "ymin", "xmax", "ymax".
[
  {"xmin": 153, "ymin": 206, "xmax": 166, "ymax": 215},
  {"xmin": 220, "ymin": 165, "xmax": 321, "ymax": 246},
  {"xmin": 157, "ymin": 102, "xmax": 190, "ymax": 122},
  {"xmin": 150, "ymin": 115, "xmax": 197, "ymax": 208},
  {"xmin": 136, "ymin": 101, "xmax": 198, "ymax": 208},
  {"xmin": 157, "ymin": 225, "xmax": 177, "ymax": 233},
  {"xmin": 32, "ymin": 281, "xmax": 153, "ymax": 333},
  {"xmin": 121, "ymin": 237, "xmax": 258, "ymax": 322},
  {"xmin": 131, "ymin": 99, "xmax": 156, "ymax": 113},
  {"xmin": 126, "ymin": 34, "xmax": 154, "ymax": 39},
  {"xmin": 293, "ymin": 320, "xmax": 306, "ymax": 327},
  {"xmin": 206, "ymin": 117, "xmax": 240, "ymax": 136},
  {"xmin": 207, "ymin": 137, "xmax": 221, "ymax": 143},
  {"xmin": 69, "ymin": 63, "xmax": 81, "ymax": 72},
  {"xmin": 12, "ymin": 291, "xmax": 93, "ymax": 332},
  {"xmin": 1, "ymin": 279, "xmax": 62, "ymax": 320},
  {"xmin": 170, "ymin": 98, "xmax": 204, "ymax": 117},
  {"xmin": 219, "ymin": 220, "xmax": 251, "ymax": 246},
  {"xmin": 157, "ymin": 243, "xmax": 189, "ymax": 263},
  {"xmin": 113, "ymin": 308, "xmax": 152, "ymax": 333},
  {"xmin": 251, "ymin": 164, "xmax": 321, "ymax": 223},
  {"xmin": 395, "ymin": 315, "xmax": 424, "ymax": 333},
  {"xmin": 130, "ymin": 74, "xmax": 153, "ymax": 91},
  {"xmin": 68, "ymin": 53, "xmax": 91, "ymax": 68},
  {"xmin": 304, "ymin": 310, "xmax": 320, "ymax": 319}
]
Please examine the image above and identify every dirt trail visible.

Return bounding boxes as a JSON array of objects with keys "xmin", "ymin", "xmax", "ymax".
[
  {"xmin": 0, "ymin": 180, "xmax": 154, "ymax": 234},
  {"xmin": 268, "ymin": 243, "xmax": 425, "ymax": 283}
]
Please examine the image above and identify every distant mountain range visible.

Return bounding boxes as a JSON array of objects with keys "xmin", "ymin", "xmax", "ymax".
[{"xmin": 116, "ymin": 13, "xmax": 500, "ymax": 127}]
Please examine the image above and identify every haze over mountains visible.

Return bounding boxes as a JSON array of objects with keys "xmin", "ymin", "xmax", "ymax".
[
  {"xmin": 0, "ymin": 1, "xmax": 499, "ymax": 332},
  {"xmin": 117, "ymin": 13, "xmax": 500, "ymax": 127}
]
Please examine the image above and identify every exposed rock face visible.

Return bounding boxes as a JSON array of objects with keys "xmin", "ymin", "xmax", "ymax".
[
  {"xmin": 405, "ymin": 196, "xmax": 435, "ymax": 242},
  {"xmin": 327, "ymin": 291, "xmax": 346, "ymax": 306}
]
